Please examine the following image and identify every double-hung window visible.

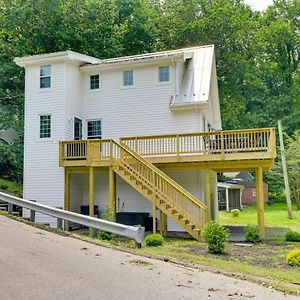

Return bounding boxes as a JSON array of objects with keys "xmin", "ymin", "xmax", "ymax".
[
  {"xmin": 123, "ymin": 70, "xmax": 134, "ymax": 86},
  {"xmin": 87, "ymin": 120, "xmax": 101, "ymax": 139},
  {"xmin": 159, "ymin": 66, "xmax": 169, "ymax": 82},
  {"xmin": 39, "ymin": 115, "xmax": 51, "ymax": 138},
  {"xmin": 40, "ymin": 65, "xmax": 51, "ymax": 88},
  {"xmin": 90, "ymin": 75, "xmax": 99, "ymax": 90}
]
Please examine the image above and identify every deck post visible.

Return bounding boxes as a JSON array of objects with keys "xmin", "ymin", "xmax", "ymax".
[
  {"xmin": 163, "ymin": 213, "xmax": 168, "ymax": 237},
  {"xmin": 159, "ymin": 210, "xmax": 163, "ymax": 235},
  {"xmin": 256, "ymin": 167, "xmax": 265, "ymax": 236},
  {"xmin": 89, "ymin": 166, "xmax": 95, "ymax": 237},
  {"xmin": 152, "ymin": 202, "xmax": 156, "ymax": 234},
  {"xmin": 205, "ymin": 170, "xmax": 211, "ymax": 221},
  {"xmin": 64, "ymin": 169, "xmax": 70, "ymax": 231},
  {"xmin": 108, "ymin": 167, "xmax": 116, "ymax": 221}
]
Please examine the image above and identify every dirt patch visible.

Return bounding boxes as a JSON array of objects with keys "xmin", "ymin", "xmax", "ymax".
[{"xmin": 185, "ymin": 242, "xmax": 300, "ymax": 270}]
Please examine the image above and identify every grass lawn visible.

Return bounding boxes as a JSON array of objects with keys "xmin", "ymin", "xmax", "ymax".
[
  {"xmin": 219, "ymin": 203, "xmax": 300, "ymax": 232},
  {"xmin": 0, "ymin": 178, "xmax": 22, "ymax": 197}
]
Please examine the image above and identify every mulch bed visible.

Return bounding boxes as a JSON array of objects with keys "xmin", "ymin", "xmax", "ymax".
[{"xmin": 184, "ymin": 242, "xmax": 300, "ymax": 270}]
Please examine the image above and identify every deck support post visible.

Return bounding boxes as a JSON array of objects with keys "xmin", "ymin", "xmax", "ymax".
[
  {"xmin": 205, "ymin": 170, "xmax": 211, "ymax": 222},
  {"xmin": 256, "ymin": 167, "xmax": 265, "ymax": 236},
  {"xmin": 159, "ymin": 210, "xmax": 163, "ymax": 235},
  {"xmin": 109, "ymin": 167, "xmax": 116, "ymax": 221},
  {"xmin": 163, "ymin": 213, "xmax": 168, "ymax": 237},
  {"xmin": 64, "ymin": 169, "xmax": 70, "ymax": 231},
  {"xmin": 152, "ymin": 201, "xmax": 156, "ymax": 234},
  {"xmin": 89, "ymin": 166, "xmax": 95, "ymax": 237}
]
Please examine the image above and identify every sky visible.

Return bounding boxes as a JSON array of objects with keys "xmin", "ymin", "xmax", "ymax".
[{"xmin": 243, "ymin": 0, "xmax": 274, "ymax": 11}]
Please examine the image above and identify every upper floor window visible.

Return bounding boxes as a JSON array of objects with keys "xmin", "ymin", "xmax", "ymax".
[
  {"xmin": 90, "ymin": 75, "xmax": 99, "ymax": 90},
  {"xmin": 40, "ymin": 65, "xmax": 51, "ymax": 88},
  {"xmin": 159, "ymin": 66, "xmax": 169, "ymax": 82},
  {"xmin": 40, "ymin": 115, "xmax": 51, "ymax": 138},
  {"xmin": 123, "ymin": 70, "xmax": 134, "ymax": 86},
  {"xmin": 87, "ymin": 120, "xmax": 101, "ymax": 139}
]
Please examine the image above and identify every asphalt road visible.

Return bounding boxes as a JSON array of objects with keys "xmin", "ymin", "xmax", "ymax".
[{"xmin": 0, "ymin": 215, "xmax": 298, "ymax": 300}]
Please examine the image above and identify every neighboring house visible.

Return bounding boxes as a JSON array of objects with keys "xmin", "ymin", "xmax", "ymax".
[
  {"xmin": 15, "ymin": 46, "xmax": 275, "ymax": 238},
  {"xmin": 229, "ymin": 172, "xmax": 269, "ymax": 205},
  {"xmin": 0, "ymin": 128, "xmax": 18, "ymax": 144},
  {"xmin": 217, "ymin": 182, "xmax": 244, "ymax": 211}
]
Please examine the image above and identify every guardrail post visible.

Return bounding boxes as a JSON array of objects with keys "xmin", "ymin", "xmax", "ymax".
[
  {"xmin": 30, "ymin": 200, "xmax": 36, "ymax": 222},
  {"xmin": 56, "ymin": 207, "xmax": 63, "ymax": 229},
  {"xmin": 8, "ymin": 203, "xmax": 13, "ymax": 214}
]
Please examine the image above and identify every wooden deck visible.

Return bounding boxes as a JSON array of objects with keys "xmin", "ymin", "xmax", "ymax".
[{"xmin": 59, "ymin": 128, "xmax": 276, "ymax": 171}]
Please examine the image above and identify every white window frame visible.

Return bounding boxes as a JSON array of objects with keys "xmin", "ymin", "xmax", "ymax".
[
  {"xmin": 40, "ymin": 65, "xmax": 51, "ymax": 89},
  {"xmin": 90, "ymin": 74, "xmax": 100, "ymax": 90},
  {"xmin": 123, "ymin": 70, "xmax": 134, "ymax": 87},
  {"xmin": 87, "ymin": 119, "xmax": 102, "ymax": 139},
  {"xmin": 39, "ymin": 114, "xmax": 51, "ymax": 139},
  {"xmin": 158, "ymin": 66, "xmax": 170, "ymax": 83}
]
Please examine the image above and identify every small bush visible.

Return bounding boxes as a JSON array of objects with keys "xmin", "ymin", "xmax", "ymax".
[
  {"xmin": 145, "ymin": 234, "xmax": 164, "ymax": 247},
  {"xmin": 286, "ymin": 231, "xmax": 300, "ymax": 242},
  {"xmin": 98, "ymin": 230, "xmax": 112, "ymax": 241},
  {"xmin": 202, "ymin": 221, "xmax": 229, "ymax": 254},
  {"xmin": 286, "ymin": 249, "xmax": 300, "ymax": 267},
  {"xmin": 0, "ymin": 184, "xmax": 8, "ymax": 190},
  {"xmin": 245, "ymin": 225, "xmax": 261, "ymax": 243},
  {"xmin": 231, "ymin": 209, "xmax": 240, "ymax": 217}
]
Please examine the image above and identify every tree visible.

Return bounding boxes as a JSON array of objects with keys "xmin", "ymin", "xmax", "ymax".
[{"xmin": 285, "ymin": 130, "xmax": 300, "ymax": 210}]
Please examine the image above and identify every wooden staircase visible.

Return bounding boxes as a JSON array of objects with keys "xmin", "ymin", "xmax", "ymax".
[{"xmin": 111, "ymin": 141, "xmax": 208, "ymax": 240}]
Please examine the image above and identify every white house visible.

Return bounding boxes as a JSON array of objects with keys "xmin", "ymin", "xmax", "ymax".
[{"xmin": 15, "ymin": 46, "xmax": 275, "ymax": 238}]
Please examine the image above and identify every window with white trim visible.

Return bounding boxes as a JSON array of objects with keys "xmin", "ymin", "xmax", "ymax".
[
  {"xmin": 159, "ymin": 66, "xmax": 169, "ymax": 82},
  {"xmin": 40, "ymin": 65, "xmax": 51, "ymax": 88},
  {"xmin": 87, "ymin": 120, "xmax": 101, "ymax": 139},
  {"xmin": 90, "ymin": 75, "xmax": 99, "ymax": 90},
  {"xmin": 39, "ymin": 115, "xmax": 51, "ymax": 138},
  {"xmin": 123, "ymin": 70, "xmax": 134, "ymax": 86}
]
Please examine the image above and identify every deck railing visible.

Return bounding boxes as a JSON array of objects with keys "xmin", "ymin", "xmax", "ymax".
[
  {"xmin": 120, "ymin": 128, "xmax": 276, "ymax": 158},
  {"xmin": 59, "ymin": 128, "xmax": 276, "ymax": 165}
]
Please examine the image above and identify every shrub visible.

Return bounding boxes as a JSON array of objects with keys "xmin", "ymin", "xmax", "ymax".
[
  {"xmin": 145, "ymin": 234, "xmax": 164, "ymax": 247},
  {"xmin": 98, "ymin": 230, "xmax": 112, "ymax": 241},
  {"xmin": 286, "ymin": 231, "xmax": 300, "ymax": 242},
  {"xmin": 202, "ymin": 221, "xmax": 229, "ymax": 254},
  {"xmin": 231, "ymin": 209, "xmax": 240, "ymax": 217},
  {"xmin": 0, "ymin": 184, "xmax": 8, "ymax": 190},
  {"xmin": 286, "ymin": 249, "xmax": 300, "ymax": 267},
  {"xmin": 245, "ymin": 225, "xmax": 261, "ymax": 243}
]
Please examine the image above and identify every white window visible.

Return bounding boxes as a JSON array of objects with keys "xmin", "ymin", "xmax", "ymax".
[
  {"xmin": 159, "ymin": 66, "xmax": 169, "ymax": 82},
  {"xmin": 123, "ymin": 70, "xmax": 134, "ymax": 86},
  {"xmin": 39, "ymin": 115, "xmax": 51, "ymax": 138},
  {"xmin": 252, "ymin": 189, "xmax": 256, "ymax": 197},
  {"xmin": 90, "ymin": 75, "xmax": 99, "ymax": 90},
  {"xmin": 87, "ymin": 120, "xmax": 101, "ymax": 139},
  {"xmin": 40, "ymin": 65, "xmax": 51, "ymax": 88}
]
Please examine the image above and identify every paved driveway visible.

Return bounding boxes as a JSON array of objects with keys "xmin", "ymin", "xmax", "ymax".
[{"xmin": 0, "ymin": 215, "xmax": 297, "ymax": 300}]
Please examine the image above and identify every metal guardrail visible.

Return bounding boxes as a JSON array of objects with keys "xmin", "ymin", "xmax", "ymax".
[{"xmin": 0, "ymin": 192, "xmax": 145, "ymax": 244}]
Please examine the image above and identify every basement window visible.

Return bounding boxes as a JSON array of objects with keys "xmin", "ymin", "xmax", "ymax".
[{"xmin": 40, "ymin": 65, "xmax": 51, "ymax": 88}]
